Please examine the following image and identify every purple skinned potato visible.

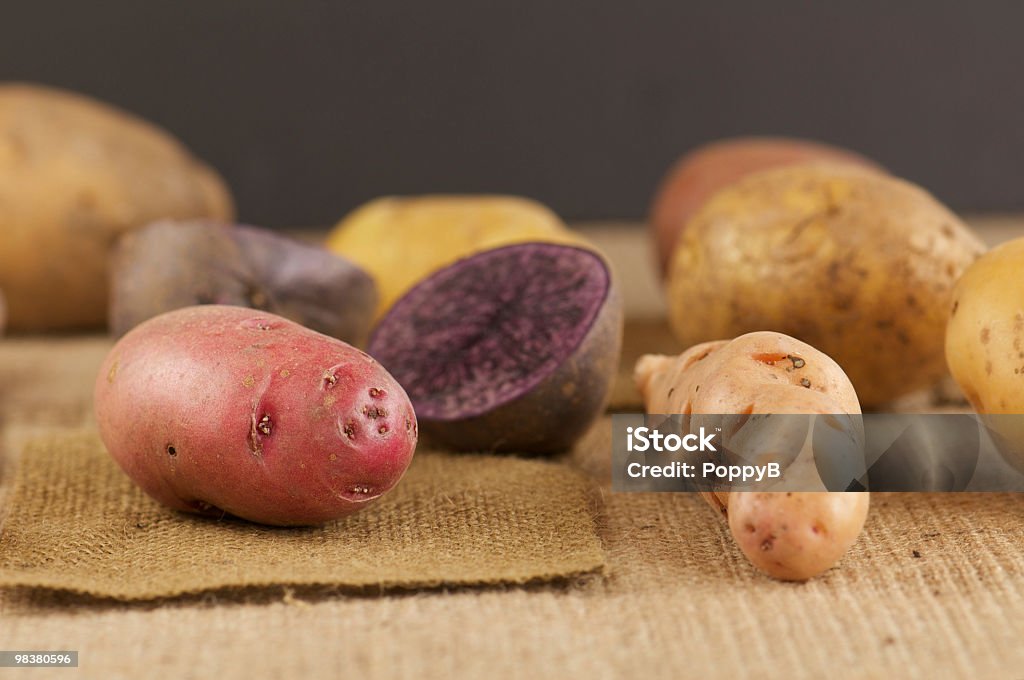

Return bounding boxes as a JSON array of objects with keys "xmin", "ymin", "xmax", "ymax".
[
  {"xmin": 368, "ymin": 242, "xmax": 623, "ymax": 454},
  {"xmin": 110, "ymin": 220, "xmax": 255, "ymax": 337},
  {"xmin": 231, "ymin": 226, "xmax": 377, "ymax": 346},
  {"xmin": 110, "ymin": 220, "xmax": 377, "ymax": 344}
]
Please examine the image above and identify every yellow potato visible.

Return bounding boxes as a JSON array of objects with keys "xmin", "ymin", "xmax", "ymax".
[
  {"xmin": 946, "ymin": 237, "xmax": 1024, "ymax": 470},
  {"xmin": 635, "ymin": 331, "xmax": 869, "ymax": 580},
  {"xmin": 666, "ymin": 163, "xmax": 985, "ymax": 407},
  {"xmin": 325, "ymin": 195, "xmax": 584, "ymax": 319},
  {"xmin": 946, "ymin": 237, "xmax": 1024, "ymax": 413},
  {"xmin": 0, "ymin": 84, "xmax": 233, "ymax": 331}
]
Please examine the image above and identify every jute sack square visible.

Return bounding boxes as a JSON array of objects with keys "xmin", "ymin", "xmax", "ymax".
[{"xmin": 0, "ymin": 430, "xmax": 604, "ymax": 600}]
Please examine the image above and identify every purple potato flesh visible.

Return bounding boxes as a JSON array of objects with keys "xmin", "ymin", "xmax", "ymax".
[{"xmin": 369, "ymin": 242, "xmax": 623, "ymax": 453}]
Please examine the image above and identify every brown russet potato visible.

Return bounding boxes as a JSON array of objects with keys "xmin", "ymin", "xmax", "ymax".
[
  {"xmin": 635, "ymin": 331, "xmax": 870, "ymax": 581},
  {"xmin": 649, "ymin": 137, "xmax": 882, "ymax": 277},
  {"xmin": 0, "ymin": 83, "xmax": 233, "ymax": 331},
  {"xmin": 665, "ymin": 163, "xmax": 985, "ymax": 407}
]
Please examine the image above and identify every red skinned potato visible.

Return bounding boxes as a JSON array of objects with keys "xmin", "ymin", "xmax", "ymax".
[
  {"xmin": 95, "ymin": 305, "xmax": 418, "ymax": 526},
  {"xmin": 635, "ymin": 331, "xmax": 869, "ymax": 581},
  {"xmin": 110, "ymin": 220, "xmax": 377, "ymax": 344},
  {"xmin": 649, "ymin": 137, "xmax": 881, "ymax": 277}
]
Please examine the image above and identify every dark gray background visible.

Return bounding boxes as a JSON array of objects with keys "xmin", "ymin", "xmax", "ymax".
[{"xmin": 3, "ymin": 1, "xmax": 1021, "ymax": 227}]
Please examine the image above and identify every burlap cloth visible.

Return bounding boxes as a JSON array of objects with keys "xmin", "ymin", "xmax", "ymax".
[
  {"xmin": 0, "ymin": 430, "xmax": 603, "ymax": 598},
  {"xmin": 2, "ymin": 328, "xmax": 1024, "ymax": 679}
]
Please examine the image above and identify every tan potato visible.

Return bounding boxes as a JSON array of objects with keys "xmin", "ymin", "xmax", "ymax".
[
  {"xmin": 0, "ymin": 84, "xmax": 233, "ymax": 331},
  {"xmin": 946, "ymin": 237, "xmax": 1024, "ymax": 471},
  {"xmin": 947, "ymin": 237, "xmax": 1024, "ymax": 413},
  {"xmin": 649, "ymin": 137, "xmax": 882, "ymax": 277},
  {"xmin": 635, "ymin": 331, "xmax": 869, "ymax": 580},
  {"xmin": 666, "ymin": 163, "xmax": 985, "ymax": 407}
]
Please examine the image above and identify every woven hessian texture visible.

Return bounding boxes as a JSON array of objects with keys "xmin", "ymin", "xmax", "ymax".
[{"xmin": 0, "ymin": 430, "xmax": 604, "ymax": 598}]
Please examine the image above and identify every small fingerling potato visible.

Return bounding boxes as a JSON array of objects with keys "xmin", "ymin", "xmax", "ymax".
[
  {"xmin": 635, "ymin": 331, "xmax": 869, "ymax": 580},
  {"xmin": 727, "ymin": 491, "xmax": 869, "ymax": 581}
]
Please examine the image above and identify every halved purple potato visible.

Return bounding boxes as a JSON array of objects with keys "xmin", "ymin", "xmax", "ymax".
[
  {"xmin": 368, "ymin": 242, "xmax": 623, "ymax": 454},
  {"xmin": 109, "ymin": 220, "xmax": 377, "ymax": 344}
]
